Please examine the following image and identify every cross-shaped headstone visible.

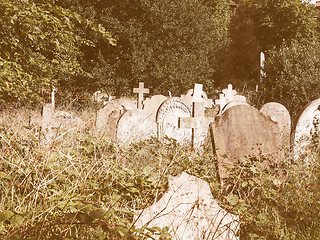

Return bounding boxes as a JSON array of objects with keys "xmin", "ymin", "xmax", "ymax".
[
  {"xmin": 215, "ymin": 84, "xmax": 245, "ymax": 113},
  {"xmin": 133, "ymin": 82, "xmax": 149, "ymax": 110},
  {"xmin": 179, "ymin": 101, "xmax": 206, "ymax": 148}
]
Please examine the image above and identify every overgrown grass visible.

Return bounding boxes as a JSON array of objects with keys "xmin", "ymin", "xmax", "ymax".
[{"xmin": 0, "ymin": 107, "xmax": 319, "ymax": 239}]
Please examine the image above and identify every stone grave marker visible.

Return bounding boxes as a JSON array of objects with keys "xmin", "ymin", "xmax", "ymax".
[
  {"xmin": 135, "ymin": 172, "xmax": 239, "ymax": 240},
  {"xmin": 210, "ymin": 105, "xmax": 282, "ymax": 180},
  {"xmin": 133, "ymin": 82, "xmax": 149, "ymax": 110},
  {"xmin": 96, "ymin": 102, "xmax": 126, "ymax": 140},
  {"xmin": 117, "ymin": 109, "xmax": 157, "ymax": 146},
  {"xmin": 143, "ymin": 95, "xmax": 168, "ymax": 120},
  {"xmin": 294, "ymin": 98, "xmax": 320, "ymax": 158},
  {"xmin": 179, "ymin": 84, "xmax": 214, "ymax": 149},
  {"xmin": 215, "ymin": 84, "xmax": 247, "ymax": 114},
  {"xmin": 180, "ymin": 84, "xmax": 213, "ymax": 110},
  {"xmin": 156, "ymin": 98, "xmax": 192, "ymax": 144},
  {"xmin": 111, "ymin": 98, "xmax": 137, "ymax": 111},
  {"xmin": 260, "ymin": 102, "xmax": 291, "ymax": 147}
]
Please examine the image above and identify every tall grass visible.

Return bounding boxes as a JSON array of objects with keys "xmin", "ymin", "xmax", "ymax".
[{"xmin": 0, "ymin": 107, "xmax": 319, "ymax": 239}]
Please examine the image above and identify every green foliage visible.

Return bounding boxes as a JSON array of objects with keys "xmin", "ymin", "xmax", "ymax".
[
  {"xmin": 0, "ymin": 0, "xmax": 115, "ymax": 104},
  {"xmin": 262, "ymin": 40, "xmax": 320, "ymax": 118}
]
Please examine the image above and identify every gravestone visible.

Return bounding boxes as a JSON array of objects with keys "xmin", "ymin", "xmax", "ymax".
[
  {"xmin": 143, "ymin": 95, "xmax": 168, "ymax": 120},
  {"xmin": 179, "ymin": 83, "xmax": 214, "ymax": 149},
  {"xmin": 260, "ymin": 102, "xmax": 291, "ymax": 147},
  {"xmin": 294, "ymin": 98, "xmax": 320, "ymax": 158},
  {"xmin": 211, "ymin": 105, "xmax": 282, "ymax": 180},
  {"xmin": 156, "ymin": 98, "xmax": 192, "ymax": 144},
  {"xmin": 117, "ymin": 109, "xmax": 157, "ymax": 145},
  {"xmin": 111, "ymin": 98, "xmax": 137, "ymax": 111},
  {"xmin": 180, "ymin": 84, "xmax": 213, "ymax": 110},
  {"xmin": 133, "ymin": 82, "xmax": 149, "ymax": 110},
  {"xmin": 215, "ymin": 84, "xmax": 247, "ymax": 114},
  {"xmin": 135, "ymin": 172, "xmax": 239, "ymax": 240},
  {"xmin": 96, "ymin": 102, "xmax": 126, "ymax": 140}
]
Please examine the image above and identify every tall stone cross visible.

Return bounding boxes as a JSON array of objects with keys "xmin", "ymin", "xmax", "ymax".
[
  {"xmin": 133, "ymin": 82, "xmax": 149, "ymax": 110},
  {"xmin": 179, "ymin": 83, "xmax": 209, "ymax": 149}
]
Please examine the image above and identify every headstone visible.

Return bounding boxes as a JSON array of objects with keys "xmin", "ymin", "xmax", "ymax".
[
  {"xmin": 117, "ymin": 109, "xmax": 157, "ymax": 145},
  {"xmin": 94, "ymin": 91, "xmax": 113, "ymax": 104},
  {"xmin": 111, "ymin": 98, "xmax": 137, "ymax": 111},
  {"xmin": 143, "ymin": 95, "xmax": 168, "ymax": 120},
  {"xmin": 179, "ymin": 84, "xmax": 214, "ymax": 149},
  {"xmin": 156, "ymin": 98, "xmax": 192, "ymax": 144},
  {"xmin": 180, "ymin": 85, "xmax": 213, "ymax": 110},
  {"xmin": 215, "ymin": 84, "xmax": 247, "ymax": 114},
  {"xmin": 96, "ymin": 102, "xmax": 126, "ymax": 140},
  {"xmin": 260, "ymin": 102, "xmax": 291, "ymax": 147},
  {"xmin": 135, "ymin": 172, "xmax": 239, "ymax": 240},
  {"xmin": 211, "ymin": 105, "xmax": 282, "ymax": 180},
  {"xmin": 133, "ymin": 82, "xmax": 149, "ymax": 110},
  {"xmin": 294, "ymin": 98, "xmax": 320, "ymax": 158}
]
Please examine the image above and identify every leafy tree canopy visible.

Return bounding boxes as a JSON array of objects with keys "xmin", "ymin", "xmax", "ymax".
[{"xmin": 0, "ymin": 0, "xmax": 115, "ymax": 104}]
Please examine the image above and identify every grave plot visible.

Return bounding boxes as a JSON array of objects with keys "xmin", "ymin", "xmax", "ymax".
[
  {"xmin": 294, "ymin": 98, "xmax": 320, "ymax": 158},
  {"xmin": 210, "ymin": 104, "xmax": 282, "ymax": 181}
]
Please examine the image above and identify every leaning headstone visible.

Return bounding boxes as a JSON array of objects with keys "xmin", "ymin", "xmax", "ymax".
[
  {"xmin": 211, "ymin": 105, "xmax": 282, "ymax": 180},
  {"xmin": 116, "ymin": 109, "xmax": 157, "ymax": 145},
  {"xmin": 143, "ymin": 95, "xmax": 168, "ymax": 120},
  {"xmin": 133, "ymin": 82, "xmax": 149, "ymax": 110},
  {"xmin": 96, "ymin": 102, "xmax": 126, "ymax": 140},
  {"xmin": 156, "ymin": 98, "xmax": 192, "ymax": 144},
  {"xmin": 294, "ymin": 98, "xmax": 320, "ymax": 158},
  {"xmin": 260, "ymin": 102, "xmax": 291, "ymax": 147},
  {"xmin": 135, "ymin": 172, "xmax": 239, "ymax": 240},
  {"xmin": 215, "ymin": 84, "xmax": 247, "ymax": 114}
]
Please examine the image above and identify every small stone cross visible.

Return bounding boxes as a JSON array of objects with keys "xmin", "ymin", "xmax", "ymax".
[
  {"xmin": 133, "ymin": 82, "xmax": 149, "ymax": 110},
  {"xmin": 215, "ymin": 84, "xmax": 238, "ymax": 113},
  {"xmin": 179, "ymin": 102, "xmax": 206, "ymax": 148}
]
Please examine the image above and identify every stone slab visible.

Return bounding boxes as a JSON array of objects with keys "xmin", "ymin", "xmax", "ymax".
[{"xmin": 135, "ymin": 172, "xmax": 239, "ymax": 240}]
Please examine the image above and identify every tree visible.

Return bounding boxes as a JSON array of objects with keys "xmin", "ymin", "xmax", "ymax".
[
  {"xmin": 56, "ymin": 0, "xmax": 231, "ymax": 96},
  {"xmin": 262, "ymin": 40, "xmax": 320, "ymax": 118},
  {"xmin": 0, "ymin": 0, "xmax": 115, "ymax": 104}
]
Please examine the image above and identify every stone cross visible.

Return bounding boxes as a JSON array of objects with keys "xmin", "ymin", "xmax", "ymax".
[
  {"xmin": 133, "ymin": 82, "xmax": 149, "ymax": 110},
  {"xmin": 215, "ymin": 84, "xmax": 246, "ymax": 114},
  {"xmin": 179, "ymin": 102, "xmax": 206, "ymax": 148},
  {"xmin": 51, "ymin": 87, "xmax": 56, "ymax": 109}
]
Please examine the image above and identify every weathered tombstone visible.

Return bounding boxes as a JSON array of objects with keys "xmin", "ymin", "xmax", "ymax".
[
  {"xmin": 94, "ymin": 91, "xmax": 113, "ymax": 104},
  {"xmin": 133, "ymin": 82, "xmax": 149, "ymax": 110},
  {"xmin": 180, "ymin": 85, "xmax": 213, "ymax": 110},
  {"xmin": 135, "ymin": 172, "xmax": 239, "ymax": 240},
  {"xmin": 294, "ymin": 98, "xmax": 320, "ymax": 158},
  {"xmin": 179, "ymin": 84, "xmax": 214, "ymax": 149},
  {"xmin": 143, "ymin": 95, "xmax": 168, "ymax": 120},
  {"xmin": 117, "ymin": 109, "xmax": 157, "ymax": 145},
  {"xmin": 96, "ymin": 102, "xmax": 126, "ymax": 140},
  {"xmin": 211, "ymin": 105, "xmax": 282, "ymax": 180},
  {"xmin": 156, "ymin": 98, "xmax": 192, "ymax": 144},
  {"xmin": 215, "ymin": 84, "xmax": 247, "ymax": 114},
  {"xmin": 260, "ymin": 102, "xmax": 291, "ymax": 148}
]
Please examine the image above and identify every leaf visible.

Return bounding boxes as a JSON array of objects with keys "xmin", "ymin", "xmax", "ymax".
[
  {"xmin": 0, "ymin": 211, "xmax": 14, "ymax": 222},
  {"xmin": 10, "ymin": 215, "xmax": 23, "ymax": 225}
]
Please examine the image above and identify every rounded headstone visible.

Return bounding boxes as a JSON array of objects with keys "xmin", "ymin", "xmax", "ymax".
[
  {"xmin": 143, "ymin": 95, "xmax": 168, "ymax": 119},
  {"xmin": 294, "ymin": 98, "xmax": 320, "ymax": 158},
  {"xmin": 116, "ymin": 109, "xmax": 157, "ymax": 145},
  {"xmin": 260, "ymin": 102, "xmax": 291, "ymax": 148},
  {"xmin": 156, "ymin": 98, "xmax": 192, "ymax": 143}
]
